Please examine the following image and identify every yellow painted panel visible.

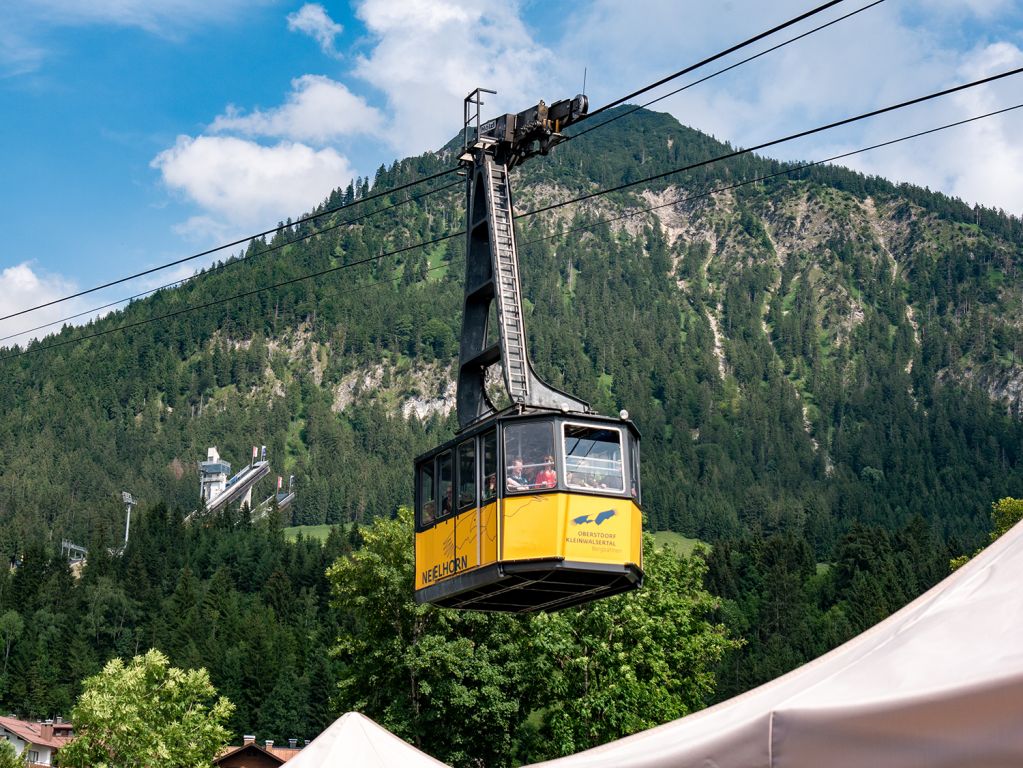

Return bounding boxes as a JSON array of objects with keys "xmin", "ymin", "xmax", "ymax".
[
  {"xmin": 417, "ymin": 495, "xmax": 643, "ymax": 592},
  {"xmin": 502, "ymin": 494, "xmax": 563, "ymax": 561},
  {"xmin": 501, "ymin": 493, "xmax": 642, "ymax": 567},
  {"xmin": 415, "ymin": 516, "xmax": 461, "ymax": 590},
  {"xmin": 416, "ymin": 505, "xmax": 495, "ymax": 591},
  {"xmin": 480, "ymin": 501, "xmax": 498, "ymax": 566},
  {"xmin": 454, "ymin": 509, "xmax": 479, "ymax": 571}
]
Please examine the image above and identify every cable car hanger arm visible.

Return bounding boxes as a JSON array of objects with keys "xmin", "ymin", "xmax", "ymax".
[{"xmin": 463, "ymin": 90, "xmax": 589, "ymax": 170}]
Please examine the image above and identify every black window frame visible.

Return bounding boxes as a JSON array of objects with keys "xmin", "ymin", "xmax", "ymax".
[
  {"xmin": 457, "ymin": 438, "xmax": 477, "ymax": 512},
  {"xmin": 482, "ymin": 429, "xmax": 498, "ymax": 504},
  {"xmin": 629, "ymin": 432, "xmax": 642, "ymax": 504},
  {"xmin": 437, "ymin": 449, "xmax": 454, "ymax": 520},
  {"xmin": 418, "ymin": 458, "xmax": 437, "ymax": 528}
]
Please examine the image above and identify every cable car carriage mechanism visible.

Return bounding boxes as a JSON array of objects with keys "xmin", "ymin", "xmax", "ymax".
[{"xmin": 413, "ymin": 89, "xmax": 644, "ymax": 612}]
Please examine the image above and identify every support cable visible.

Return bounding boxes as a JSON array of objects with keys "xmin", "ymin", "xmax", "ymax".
[
  {"xmin": 5, "ymin": 92, "xmax": 1021, "ymax": 361},
  {"xmin": 518, "ymin": 66, "xmax": 1023, "ymax": 220},
  {"xmin": 0, "ymin": 167, "xmax": 459, "ymax": 323},
  {"xmin": 584, "ymin": 0, "xmax": 848, "ymax": 120},
  {"xmin": 0, "ymin": 3, "xmax": 870, "ymax": 326},
  {"xmin": 567, "ymin": 0, "xmax": 885, "ymax": 143},
  {"xmin": 0, "ymin": 178, "xmax": 462, "ymax": 345},
  {"xmin": 1, "ymin": 231, "xmax": 462, "ymax": 361},
  {"xmin": 519, "ymin": 104, "xmax": 1023, "ymax": 248},
  {"xmin": 0, "ymin": 1, "xmax": 846, "ymax": 325}
]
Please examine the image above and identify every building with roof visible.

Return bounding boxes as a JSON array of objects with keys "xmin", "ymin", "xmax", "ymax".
[
  {"xmin": 214, "ymin": 735, "xmax": 305, "ymax": 768},
  {"xmin": 0, "ymin": 716, "xmax": 73, "ymax": 767},
  {"xmin": 200, "ymin": 447, "xmax": 233, "ymax": 503}
]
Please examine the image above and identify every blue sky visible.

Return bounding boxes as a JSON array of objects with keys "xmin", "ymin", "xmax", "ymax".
[{"xmin": 2, "ymin": 0, "xmax": 1022, "ymax": 345}]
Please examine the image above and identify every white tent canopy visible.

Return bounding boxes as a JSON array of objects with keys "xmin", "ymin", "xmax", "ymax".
[
  {"xmin": 283, "ymin": 712, "xmax": 449, "ymax": 767},
  {"xmin": 527, "ymin": 519, "xmax": 1023, "ymax": 768}
]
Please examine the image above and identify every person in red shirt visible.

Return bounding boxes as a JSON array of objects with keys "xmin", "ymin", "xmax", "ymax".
[{"xmin": 535, "ymin": 455, "xmax": 557, "ymax": 489}]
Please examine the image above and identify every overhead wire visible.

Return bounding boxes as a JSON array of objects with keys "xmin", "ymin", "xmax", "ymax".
[
  {"xmin": 565, "ymin": 0, "xmax": 885, "ymax": 143},
  {"xmin": 517, "ymin": 103, "xmax": 1023, "ymax": 250},
  {"xmin": 0, "ymin": 166, "xmax": 460, "ymax": 323},
  {"xmin": 0, "ymin": 1, "xmax": 863, "ymax": 329},
  {"xmin": 584, "ymin": 0, "xmax": 848, "ymax": 120},
  {"xmin": 0, "ymin": 230, "xmax": 464, "ymax": 361},
  {"xmin": 7, "ymin": 67, "xmax": 1023, "ymax": 362},
  {"xmin": 0, "ymin": 0, "xmax": 853, "ymax": 327},
  {"xmin": 517, "ymin": 66, "xmax": 1023, "ymax": 220},
  {"xmin": 0, "ymin": 178, "xmax": 463, "ymax": 345},
  {"xmin": 5, "ymin": 91, "xmax": 1020, "ymax": 363}
]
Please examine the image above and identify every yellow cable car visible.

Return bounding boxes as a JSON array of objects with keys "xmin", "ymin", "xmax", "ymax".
[
  {"xmin": 413, "ymin": 90, "xmax": 644, "ymax": 612},
  {"xmin": 414, "ymin": 412, "xmax": 642, "ymax": 611}
]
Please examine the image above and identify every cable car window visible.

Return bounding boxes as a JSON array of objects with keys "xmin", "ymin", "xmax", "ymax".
[
  {"xmin": 458, "ymin": 440, "xmax": 476, "ymax": 510},
  {"xmin": 504, "ymin": 421, "xmax": 554, "ymax": 492},
  {"xmin": 482, "ymin": 430, "xmax": 497, "ymax": 503},
  {"xmin": 563, "ymin": 424, "xmax": 624, "ymax": 492},
  {"xmin": 438, "ymin": 450, "xmax": 454, "ymax": 518},
  {"xmin": 629, "ymin": 433, "xmax": 641, "ymax": 503},
  {"xmin": 420, "ymin": 460, "xmax": 436, "ymax": 526}
]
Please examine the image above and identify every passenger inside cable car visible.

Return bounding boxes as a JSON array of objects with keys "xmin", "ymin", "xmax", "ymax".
[{"xmin": 507, "ymin": 457, "xmax": 529, "ymax": 490}]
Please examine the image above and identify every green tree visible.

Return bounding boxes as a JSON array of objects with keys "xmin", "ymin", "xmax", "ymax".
[
  {"xmin": 328, "ymin": 508, "xmax": 528, "ymax": 768},
  {"xmin": 58, "ymin": 649, "xmax": 233, "ymax": 768},
  {"xmin": 523, "ymin": 541, "xmax": 739, "ymax": 758},
  {"xmin": 0, "ymin": 740, "xmax": 23, "ymax": 768},
  {"xmin": 990, "ymin": 496, "xmax": 1023, "ymax": 539},
  {"xmin": 950, "ymin": 497, "xmax": 1023, "ymax": 570},
  {"xmin": 0, "ymin": 610, "xmax": 23, "ymax": 676},
  {"xmin": 328, "ymin": 510, "xmax": 738, "ymax": 766}
]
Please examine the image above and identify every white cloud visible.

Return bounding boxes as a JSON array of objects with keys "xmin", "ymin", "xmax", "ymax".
[
  {"xmin": 904, "ymin": 42, "xmax": 1023, "ymax": 213},
  {"xmin": 287, "ymin": 3, "xmax": 344, "ymax": 58},
  {"xmin": 353, "ymin": 0, "xmax": 555, "ymax": 156},
  {"xmin": 0, "ymin": 26, "xmax": 47, "ymax": 77},
  {"xmin": 0, "ymin": 263, "xmax": 103, "ymax": 346},
  {"xmin": 10, "ymin": 0, "xmax": 270, "ymax": 35},
  {"xmin": 796, "ymin": 39, "xmax": 1023, "ymax": 215},
  {"xmin": 151, "ymin": 135, "xmax": 357, "ymax": 239},
  {"xmin": 550, "ymin": 0, "xmax": 1023, "ymax": 214},
  {"xmin": 923, "ymin": 0, "xmax": 1014, "ymax": 18},
  {"xmin": 210, "ymin": 74, "xmax": 382, "ymax": 144}
]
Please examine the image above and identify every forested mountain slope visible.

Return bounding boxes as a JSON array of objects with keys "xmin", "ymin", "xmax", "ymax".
[
  {"xmin": 2, "ymin": 105, "xmax": 1022, "ymax": 755},
  {"xmin": 3, "ymin": 106, "xmax": 1023, "ymax": 554}
]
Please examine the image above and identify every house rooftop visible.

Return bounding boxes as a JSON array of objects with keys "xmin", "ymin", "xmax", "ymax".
[
  {"xmin": 214, "ymin": 738, "xmax": 303, "ymax": 766},
  {"xmin": 0, "ymin": 715, "xmax": 73, "ymax": 749}
]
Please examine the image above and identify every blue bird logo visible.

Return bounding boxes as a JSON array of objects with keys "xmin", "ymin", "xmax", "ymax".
[
  {"xmin": 572, "ymin": 509, "xmax": 616, "ymax": 526},
  {"xmin": 594, "ymin": 509, "xmax": 616, "ymax": 525}
]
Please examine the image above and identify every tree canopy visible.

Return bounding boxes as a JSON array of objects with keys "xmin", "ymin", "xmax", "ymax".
[
  {"xmin": 0, "ymin": 741, "xmax": 21, "ymax": 768},
  {"xmin": 328, "ymin": 508, "xmax": 737, "ymax": 766},
  {"xmin": 58, "ymin": 649, "xmax": 233, "ymax": 768}
]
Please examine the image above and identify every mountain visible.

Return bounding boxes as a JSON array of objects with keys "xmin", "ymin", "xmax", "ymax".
[
  {"xmin": 2, "ymin": 106, "xmax": 1021, "ymax": 555},
  {"xmin": 2, "ymin": 104, "xmax": 1022, "ymax": 754}
]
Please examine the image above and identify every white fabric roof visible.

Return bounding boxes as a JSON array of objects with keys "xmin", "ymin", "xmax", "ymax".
[
  {"xmin": 527, "ymin": 518, "xmax": 1023, "ymax": 768},
  {"xmin": 283, "ymin": 712, "xmax": 449, "ymax": 768}
]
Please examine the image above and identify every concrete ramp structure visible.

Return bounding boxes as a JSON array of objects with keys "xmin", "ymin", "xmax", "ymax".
[
  {"xmin": 253, "ymin": 475, "xmax": 297, "ymax": 520},
  {"xmin": 188, "ymin": 446, "xmax": 272, "ymax": 521}
]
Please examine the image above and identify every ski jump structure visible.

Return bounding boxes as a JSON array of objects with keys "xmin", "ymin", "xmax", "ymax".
[
  {"xmin": 188, "ymin": 445, "xmax": 295, "ymax": 522},
  {"xmin": 59, "ymin": 448, "xmax": 294, "ymax": 565}
]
